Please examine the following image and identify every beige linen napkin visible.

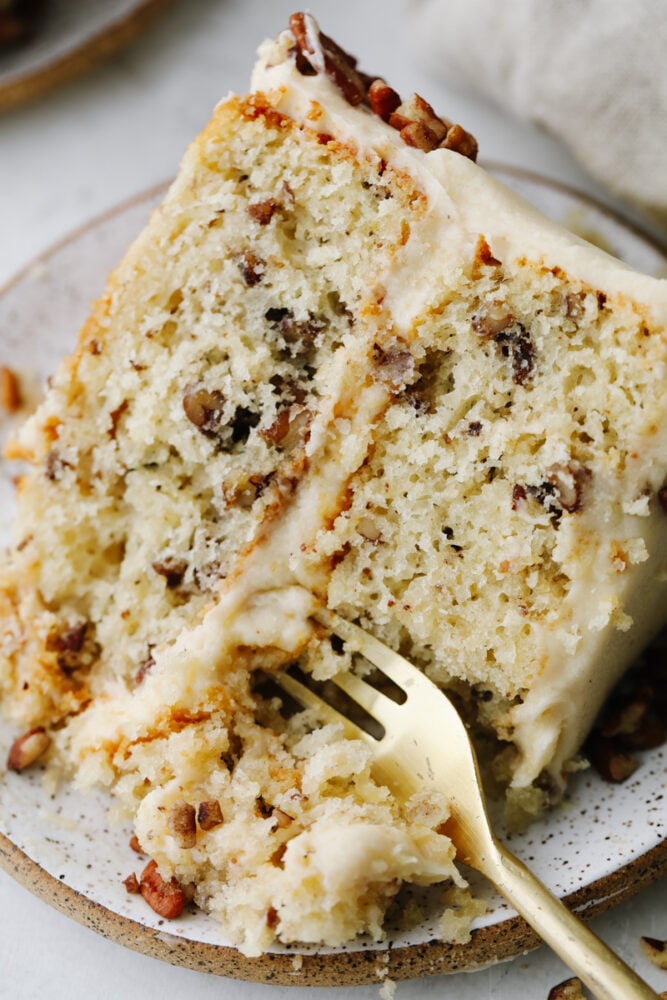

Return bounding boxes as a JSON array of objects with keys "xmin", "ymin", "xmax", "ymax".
[{"xmin": 412, "ymin": 0, "xmax": 667, "ymax": 223}]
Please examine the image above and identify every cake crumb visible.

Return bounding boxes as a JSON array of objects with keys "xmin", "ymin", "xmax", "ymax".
[
  {"xmin": 438, "ymin": 885, "xmax": 487, "ymax": 945},
  {"xmin": 291, "ymin": 954, "xmax": 303, "ymax": 973},
  {"xmin": 379, "ymin": 978, "xmax": 397, "ymax": 1000}
]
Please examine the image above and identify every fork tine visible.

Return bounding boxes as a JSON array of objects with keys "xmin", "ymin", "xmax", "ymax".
[
  {"xmin": 272, "ymin": 669, "xmax": 369, "ymax": 743},
  {"xmin": 314, "ymin": 607, "xmax": 426, "ymax": 693},
  {"xmin": 331, "ymin": 670, "xmax": 401, "ymax": 726},
  {"xmin": 308, "ymin": 612, "xmax": 660, "ymax": 999}
]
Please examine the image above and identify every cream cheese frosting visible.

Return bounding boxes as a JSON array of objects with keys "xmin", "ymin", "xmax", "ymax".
[{"xmin": 3, "ymin": 14, "xmax": 667, "ymax": 957}]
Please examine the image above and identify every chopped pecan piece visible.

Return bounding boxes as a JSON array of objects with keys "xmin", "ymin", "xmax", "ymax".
[
  {"xmin": 182, "ymin": 385, "xmax": 226, "ymax": 436},
  {"xmin": 640, "ymin": 936, "xmax": 667, "ymax": 969},
  {"xmin": 473, "ymin": 304, "xmax": 514, "ymax": 338},
  {"xmin": 389, "ymin": 94, "xmax": 448, "ymax": 145},
  {"xmin": 548, "ymin": 978, "xmax": 587, "ymax": 1000},
  {"xmin": 389, "ymin": 94, "xmax": 478, "ymax": 159},
  {"xmin": 222, "ymin": 471, "xmax": 272, "ymax": 509},
  {"xmin": 168, "ymin": 801, "xmax": 197, "ymax": 848},
  {"xmin": 658, "ymin": 484, "xmax": 667, "ymax": 513},
  {"xmin": 565, "ymin": 292, "xmax": 586, "ymax": 319},
  {"xmin": 398, "ymin": 120, "xmax": 442, "ymax": 153},
  {"xmin": 7, "ymin": 727, "xmax": 51, "ymax": 771},
  {"xmin": 474, "ymin": 305, "xmax": 535, "ymax": 385},
  {"xmin": 267, "ymin": 308, "xmax": 325, "ymax": 360},
  {"xmin": 139, "ymin": 860, "xmax": 186, "ymax": 919},
  {"xmin": 236, "ymin": 250, "xmax": 266, "ymax": 286},
  {"xmin": 220, "ymin": 729, "xmax": 243, "ymax": 773},
  {"xmin": 45, "ymin": 621, "xmax": 91, "ymax": 673},
  {"xmin": 587, "ymin": 735, "xmax": 638, "ymax": 783},
  {"xmin": 282, "ymin": 408, "xmax": 312, "ymax": 450},
  {"xmin": 544, "ymin": 462, "xmax": 590, "ymax": 514},
  {"xmin": 46, "ymin": 621, "xmax": 87, "ymax": 656},
  {"xmin": 442, "ymin": 123, "xmax": 479, "ymax": 160},
  {"xmin": 497, "ymin": 323, "xmax": 535, "ymax": 385},
  {"xmin": 123, "ymin": 872, "xmax": 140, "ymax": 894},
  {"xmin": 197, "ymin": 800, "xmax": 224, "ymax": 831},
  {"xmin": 151, "ymin": 556, "xmax": 187, "ymax": 588},
  {"xmin": 600, "ymin": 697, "xmax": 649, "ymax": 739},
  {"xmin": 259, "ymin": 406, "xmax": 312, "ymax": 450},
  {"xmin": 514, "ymin": 462, "xmax": 590, "ymax": 519},
  {"xmin": 372, "ymin": 343, "xmax": 415, "ymax": 389},
  {"xmin": 586, "ymin": 644, "xmax": 667, "ymax": 779},
  {"xmin": 621, "ymin": 714, "xmax": 666, "ymax": 751},
  {"xmin": 129, "ymin": 835, "xmax": 145, "ymax": 854},
  {"xmin": 183, "ymin": 392, "xmax": 259, "ymax": 449},
  {"xmin": 259, "ymin": 407, "xmax": 292, "ymax": 446},
  {"xmin": 0, "ymin": 366, "xmax": 22, "ymax": 413},
  {"xmin": 248, "ymin": 198, "xmax": 278, "ymax": 225},
  {"xmin": 368, "ymin": 79, "xmax": 401, "ymax": 121},
  {"xmin": 289, "ymin": 11, "xmax": 368, "ymax": 106}
]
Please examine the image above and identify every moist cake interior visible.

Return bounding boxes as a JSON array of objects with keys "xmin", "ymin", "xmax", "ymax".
[{"xmin": 1, "ymin": 12, "xmax": 666, "ymax": 957}]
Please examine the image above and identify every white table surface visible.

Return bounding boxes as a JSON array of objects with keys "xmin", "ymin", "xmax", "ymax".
[{"xmin": 0, "ymin": 1, "xmax": 665, "ymax": 998}]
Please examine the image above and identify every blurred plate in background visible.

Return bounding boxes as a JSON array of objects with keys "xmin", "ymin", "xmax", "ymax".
[{"xmin": 0, "ymin": 0, "xmax": 170, "ymax": 112}]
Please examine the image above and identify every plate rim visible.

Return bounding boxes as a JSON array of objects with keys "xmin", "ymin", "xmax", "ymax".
[
  {"xmin": 0, "ymin": 0, "xmax": 171, "ymax": 113},
  {"xmin": 1, "ymin": 828, "xmax": 665, "ymax": 986},
  {"xmin": 482, "ymin": 160, "xmax": 667, "ymax": 257},
  {"xmin": 0, "ymin": 170, "xmax": 665, "ymax": 986}
]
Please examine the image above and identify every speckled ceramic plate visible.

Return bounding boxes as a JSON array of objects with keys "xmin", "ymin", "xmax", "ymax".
[
  {"xmin": 0, "ymin": 0, "xmax": 170, "ymax": 112},
  {"xmin": 0, "ymin": 173, "xmax": 665, "ymax": 987}
]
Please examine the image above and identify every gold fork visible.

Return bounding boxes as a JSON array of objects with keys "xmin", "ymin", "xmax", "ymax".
[{"xmin": 273, "ymin": 607, "xmax": 659, "ymax": 1000}]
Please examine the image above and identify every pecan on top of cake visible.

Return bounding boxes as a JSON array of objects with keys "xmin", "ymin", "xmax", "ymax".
[{"xmin": 288, "ymin": 10, "xmax": 478, "ymax": 159}]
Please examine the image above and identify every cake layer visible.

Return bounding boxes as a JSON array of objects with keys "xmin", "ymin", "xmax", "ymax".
[{"xmin": 1, "ymin": 12, "xmax": 666, "ymax": 955}]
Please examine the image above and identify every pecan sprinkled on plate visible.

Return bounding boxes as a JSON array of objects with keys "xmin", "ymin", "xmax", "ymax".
[{"xmin": 7, "ymin": 727, "xmax": 51, "ymax": 771}]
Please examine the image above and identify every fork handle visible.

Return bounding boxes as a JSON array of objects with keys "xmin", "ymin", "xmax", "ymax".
[{"xmin": 487, "ymin": 841, "xmax": 659, "ymax": 1000}]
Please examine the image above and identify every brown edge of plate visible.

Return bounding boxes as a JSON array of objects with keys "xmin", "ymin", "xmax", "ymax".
[
  {"xmin": 0, "ymin": 0, "xmax": 171, "ymax": 113},
  {"xmin": 1, "ymin": 829, "xmax": 665, "ymax": 987},
  {"xmin": 0, "ymin": 175, "xmax": 666, "ymax": 986}
]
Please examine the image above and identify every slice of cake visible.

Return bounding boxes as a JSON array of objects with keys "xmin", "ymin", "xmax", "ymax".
[{"xmin": 2, "ymin": 12, "xmax": 667, "ymax": 956}]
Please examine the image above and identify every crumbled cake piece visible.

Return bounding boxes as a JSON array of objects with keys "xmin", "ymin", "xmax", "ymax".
[{"xmin": 1, "ymin": 12, "xmax": 667, "ymax": 956}]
